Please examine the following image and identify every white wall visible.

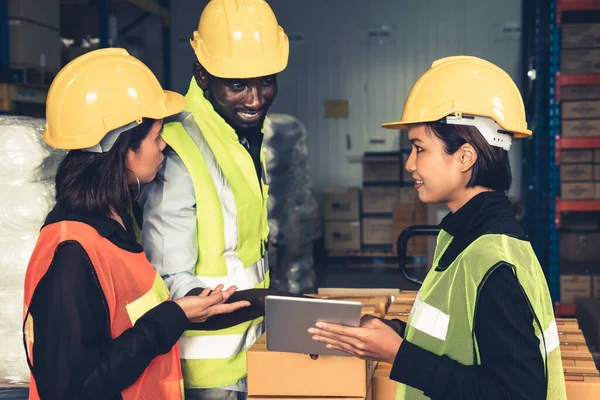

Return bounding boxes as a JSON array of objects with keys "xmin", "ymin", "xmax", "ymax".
[{"xmin": 169, "ymin": 0, "xmax": 524, "ymax": 200}]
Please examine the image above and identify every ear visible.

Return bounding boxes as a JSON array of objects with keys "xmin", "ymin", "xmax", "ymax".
[
  {"xmin": 455, "ymin": 143, "xmax": 477, "ymax": 172},
  {"xmin": 193, "ymin": 62, "xmax": 209, "ymax": 91}
]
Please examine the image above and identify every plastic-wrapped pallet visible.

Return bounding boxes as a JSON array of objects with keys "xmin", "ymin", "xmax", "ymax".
[
  {"xmin": 263, "ymin": 114, "xmax": 321, "ymax": 294},
  {"xmin": 0, "ymin": 117, "xmax": 64, "ymax": 385}
]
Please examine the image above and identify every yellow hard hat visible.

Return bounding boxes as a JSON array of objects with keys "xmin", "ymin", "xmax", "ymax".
[
  {"xmin": 44, "ymin": 48, "xmax": 187, "ymax": 150},
  {"xmin": 190, "ymin": 0, "xmax": 289, "ymax": 79},
  {"xmin": 382, "ymin": 56, "xmax": 531, "ymax": 138}
]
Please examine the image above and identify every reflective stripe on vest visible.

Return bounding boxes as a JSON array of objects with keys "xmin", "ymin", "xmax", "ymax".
[
  {"xmin": 175, "ymin": 111, "xmax": 268, "ymax": 288},
  {"xmin": 23, "ymin": 221, "xmax": 183, "ymax": 400},
  {"xmin": 161, "ymin": 80, "xmax": 270, "ymax": 389},
  {"xmin": 397, "ymin": 232, "xmax": 567, "ymax": 400},
  {"xmin": 179, "ymin": 322, "xmax": 263, "ymax": 360}
]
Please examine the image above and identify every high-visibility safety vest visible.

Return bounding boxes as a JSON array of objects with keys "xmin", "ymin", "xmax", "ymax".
[
  {"xmin": 161, "ymin": 79, "xmax": 270, "ymax": 389},
  {"xmin": 397, "ymin": 231, "xmax": 567, "ymax": 399},
  {"xmin": 23, "ymin": 220, "xmax": 184, "ymax": 399}
]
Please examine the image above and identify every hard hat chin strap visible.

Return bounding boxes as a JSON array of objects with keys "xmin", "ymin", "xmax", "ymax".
[
  {"xmin": 82, "ymin": 120, "xmax": 141, "ymax": 153},
  {"xmin": 444, "ymin": 114, "xmax": 513, "ymax": 151}
]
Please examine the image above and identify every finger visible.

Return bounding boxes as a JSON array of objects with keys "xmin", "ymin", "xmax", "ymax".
[
  {"xmin": 200, "ymin": 291, "xmax": 227, "ymax": 307},
  {"xmin": 309, "ymin": 326, "xmax": 362, "ymax": 343},
  {"xmin": 199, "ymin": 287, "xmax": 212, "ymax": 297},
  {"xmin": 315, "ymin": 322, "xmax": 363, "ymax": 340},
  {"xmin": 312, "ymin": 335, "xmax": 361, "ymax": 357},
  {"xmin": 212, "ymin": 284, "xmax": 225, "ymax": 293},
  {"xmin": 310, "ymin": 329, "xmax": 366, "ymax": 352},
  {"xmin": 223, "ymin": 286, "xmax": 238, "ymax": 297},
  {"xmin": 325, "ymin": 344, "xmax": 359, "ymax": 358}
]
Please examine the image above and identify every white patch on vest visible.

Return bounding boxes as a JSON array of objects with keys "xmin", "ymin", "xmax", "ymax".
[
  {"xmin": 538, "ymin": 319, "xmax": 560, "ymax": 356},
  {"xmin": 196, "ymin": 256, "xmax": 268, "ymax": 290},
  {"xmin": 178, "ymin": 321, "xmax": 264, "ymax": 359},
  {"xmin": 409, "ymin": 293, "xmax": 450, "ymax": 341}
]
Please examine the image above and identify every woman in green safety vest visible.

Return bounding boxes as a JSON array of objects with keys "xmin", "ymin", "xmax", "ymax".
[{"xmin": 309, "ymin": 56, "xmax": 567, "ymax": 400}]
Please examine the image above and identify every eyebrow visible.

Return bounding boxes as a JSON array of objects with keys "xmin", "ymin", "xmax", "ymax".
[{"xmin": 410, "ymin": 138, "xmax": 423, "ymax": 144}]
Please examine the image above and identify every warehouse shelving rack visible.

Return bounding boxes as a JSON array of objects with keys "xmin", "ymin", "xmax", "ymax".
[
  {"xmin": 0, "ymin": 0, "xmax": 172, "ymax": 116},
  {"xmin": 538, "ymin": 0, "xmax": 600, "ymax": 316}
]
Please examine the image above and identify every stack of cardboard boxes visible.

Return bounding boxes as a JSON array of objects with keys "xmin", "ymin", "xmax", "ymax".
[
  {"xmin": 247, "ymin": 289, "xmax": 600, "ymax": 399},
  {"xmin": 559, "ymin": 22, "xmax": 600, "ymax": 305},
  {"xmin": 323, "ymin": 151, "xmax": 429, "ymax": 257},
  {"xmin": 560, "ymin": 231, "xmax": 600, "ymax": 304},
  {"xmin": 322, "ymin": 188, "xmax": 361, "ymax": 251},
  {"xmin": 5, "ymin": 0, "xmax": 61, "ymax": 78}
]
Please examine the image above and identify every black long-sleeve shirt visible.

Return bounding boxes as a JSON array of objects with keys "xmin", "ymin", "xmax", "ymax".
[
  {"xmin": 388, "ymin": 192, "xmax": 547, "ymax": 400},
  {"xmin": 28, "ymin": 203, "xmax": 287, "ymax": 399}
]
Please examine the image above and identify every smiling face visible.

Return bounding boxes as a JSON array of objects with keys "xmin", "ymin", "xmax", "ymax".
[
  {"xmin": 125, "ymin": 119, "xmax": 166, "ymax": 184},
  {"xmin": 405, "ymin": 124, "xmax": 478, "ymax": 211},
  {"xmin": 194, "ymin": 63, "xmax": 278, "ymax": 131}
]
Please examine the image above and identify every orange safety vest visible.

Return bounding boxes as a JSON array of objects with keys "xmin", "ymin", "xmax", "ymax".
[{"xmin": 23, "ymin": 220, "xmax": 184, "ymax": 399}]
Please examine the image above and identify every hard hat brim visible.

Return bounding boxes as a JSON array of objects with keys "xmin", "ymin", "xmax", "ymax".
[{"xmin": 381, "ymin": 117, "xmax": 532, "ymax": 138}]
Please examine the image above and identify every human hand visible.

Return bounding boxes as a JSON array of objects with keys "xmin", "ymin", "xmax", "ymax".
[
  {"xmin": 174, "ymin": 284, "xmax": 250, "ymax": 323},
  {"xmin": 308, "ymin": 317, "xmax": 403, "ymax": 364}
]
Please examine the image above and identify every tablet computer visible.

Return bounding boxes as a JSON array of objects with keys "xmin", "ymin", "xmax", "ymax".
[{"xmin": 265, "ymin": 295, "xmax": 363, "ymax": 357}]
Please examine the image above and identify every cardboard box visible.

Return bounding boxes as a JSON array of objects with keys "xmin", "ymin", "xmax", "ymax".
[
  {"xmin": 560, "ymin": 164, "xmax": 594, "ymax": 181},
  {"xmin": 562, "ymin": 24, "xmax": 600, "ymax": 48},
  {"xmin": 247, "ymin": 335, "xmax": 375, "ymax": 397},
  {"xmin": 562, "ymin": 150, "xmax": 594, "ymax": 164},
  {"xmin": 563, "ymin": 101, "xmax": 600, "ymax": 119},
  {"xmin": 8, "ymin": 19, "xmax": 61, "ymax": 71},
  {"xmin": 384, "ymin": 312, "xmax": 409, "ymax": 323},
  {"xmin": 561, "ymin": 182, "xmax": 596, "ymax": 199},
  {"xmin": 562, "ymin": 85, "xmax": 600, "ymax": 100},
  {"xmin": 362, "ymin": 217, "xmax": 393, "ymax": 246},
  {"xmin": 392, "ymin": 202, "xmax": 428, "ymax": 254},
  {"xmin": 560, "ymin": 344, "xmax": 594, "ymax": 360},
  {"xmin": 362, "ymin": 186, "xmax": 399, "ymax": 214},
  {"xmin": 560, "ymin": 275, "xmax": 592, "ymax": 304},
  {"xmin": 595, "ymin": 276, "xmax": 600, "ymax": 298},
  {"xmin": 565, "ymin": 373, "xmax": 600, "ymax": 400},
  {"xmin": 561, "ymin": 48, "xmax": 600, "ymax": 74},
  {"xmin": 560, "ymin": 233, "xmax": 600, "ymax": 262},
  {"xmin": 557, "ymin": 318, "xmax": 580, "ymax": 330},
  {"xmin": 363, "ymin": 156, "xmax": 401, "ymax": 183},
  {"xmin": 394, "ymin": 291, "xmax": 418, "ymax": 303},
  {"xmin": 317, "ymin": 288, "xmax": 400, "ymax": 297},
  {"xmin": 562, "ymin": 359, "xmax": 599, "ymax": 373},
  {"xmin": 325, "ymin": 221, "xmax": 361, "ymax": 250},
  {"xmin": 7, "ymin": 0, "xmax": 60, "ymax": 29},
  {"xmin": 388, "ymin": 302, "xmax": 413, "ymax": 314},
  {"xmin": 372, "ymin": 367, "xmax": 396, "ymax": 400},
  {"xmin": 562, "ymin": 119, "xmax": 600, "ymax": 137},
  {"xmin": 323, "ymin": 188, "xmax": 361, "ymax": 221},
  {"xmin": 559, "ymin": 332, "xmax": 588, "ymax": 346}
]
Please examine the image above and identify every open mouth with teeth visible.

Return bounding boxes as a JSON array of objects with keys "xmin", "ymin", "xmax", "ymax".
[{"xmin": 237, "ymin": 109, "xmax": 263, "ymax": 121}]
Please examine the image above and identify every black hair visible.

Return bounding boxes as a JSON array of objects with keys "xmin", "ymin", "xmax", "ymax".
[
  {"xmin": 426, "ymin": 120, "xmax": 512, "ymax": 192},
  {"xmin": 54, "ymin": 118, "xmax": 156, "ymax": 218}
]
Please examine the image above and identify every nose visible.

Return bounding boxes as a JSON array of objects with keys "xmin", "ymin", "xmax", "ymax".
[
  {"xmin": 244, "ymin": 85, "xmax": 262, "ymax": 110},
  {"xmin": 158, "ymin": 136, "xmax": 167, "ymax": 151},
  {"xmin": 405, "ymin": 148, "xmax": 416, "ymax": 173}
]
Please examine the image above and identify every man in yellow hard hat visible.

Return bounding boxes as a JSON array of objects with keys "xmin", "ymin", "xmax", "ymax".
[{"xmin": 137, "ymin": 1, "xmax": 289, "ymax": 399}]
